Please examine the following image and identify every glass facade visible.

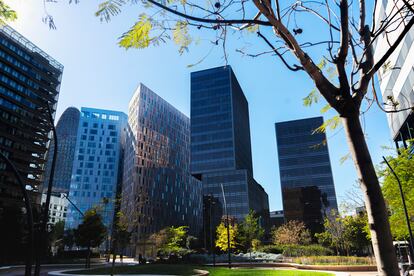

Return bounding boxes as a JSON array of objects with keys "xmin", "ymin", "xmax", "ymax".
[
  {"xmin": 0, "ymin": 25, "xmax": 63, "ymax": 210},
  {"xmin": 275, "ymin": 116, "xmax": 337, "ymax": 233},
  {"xmin": 43, "ymin": 107, "xmax": 80, "ymax": 193},
  {"xmin": 65, "ymin": 107, "xmax": 127, "ymax": 231},
  {"xmin": 122, "ymin": 83, "xmax": 202, "ymax": 256},
  {"xmin": 191, "ymin": 66, "xmax": 269, "ymax": 223}
]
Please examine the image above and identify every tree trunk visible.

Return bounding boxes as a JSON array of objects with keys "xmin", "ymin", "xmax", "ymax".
[
  {"xmin": 342, "ymin": 114, "xmax": 399, "ymax": 276},
  {"xmin": 111, "ymin": 242, "xmax": 117, "ymax": 276}
]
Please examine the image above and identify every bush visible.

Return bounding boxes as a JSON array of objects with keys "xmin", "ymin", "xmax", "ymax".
[
  {"xmin": 260, "ymin": 245, "xmax": 285, "ymax": 254},
  {"xmin": 260, "ymin": 244, "xmax": 332, "ymax": 257},
  {"xmin": 282, "ymin": 245, "xmax": 333, "ymax": 257},
  {"xmin": 293, "ymin": 256, "xmax": 375, "ymax": 265}
]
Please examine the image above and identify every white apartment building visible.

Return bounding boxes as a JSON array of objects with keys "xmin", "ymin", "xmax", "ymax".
[
  {"xmin": 374, "ymin": 0, "xmax": 414, "ymax": 148},
  {"xmin": 41, "ymin": 192, "xmax": 68, "ymax": 224}
]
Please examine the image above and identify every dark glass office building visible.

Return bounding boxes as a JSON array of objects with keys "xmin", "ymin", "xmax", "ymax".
[
  {"xmin": 275, "ymin": 116, "xmax": 337, "ymax": 233},
  {"xmin": 0, "ymin": 25, "xmax": 63, "ymax": 263},
  {"xmin": 122, "ymin": 83, "xmax": 202, "ymax": 257},
  {"xmin": 191, "ymin": 66, "xmax": 269, "ymax": 225},
  {"xmin": 43, "ymin": 107, "xmax": 80, "ymax": 193},
  {"xmin": 0, "ymin": 25, "xmax": 63, "ymax": 209}
]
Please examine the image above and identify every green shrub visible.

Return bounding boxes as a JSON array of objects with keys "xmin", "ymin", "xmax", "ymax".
[
  {"xmin": 282, "ymin": 244, "xmax": 333, "ymax": 257},
  {"xmin": 260, "ymin": 245, "xmax": 285, "ymax": 254},
  {"xmin": 293, "ymin": 256, "xmax": 375, "ymax": 265},
  {"xmin": 260, "ymin": 244, "xmax": 332, "ymax": 257}
]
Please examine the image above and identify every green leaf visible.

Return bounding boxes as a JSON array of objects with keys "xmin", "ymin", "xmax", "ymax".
[
  {"xmin": 246, "ymin": 24, "xmax": 259, "ymax": 33},
  {"xmin": 339, "ymin": 152, "xmax": 351, "ymax": 164},
  {"xmin": 95, "ymin": 0, "xmax": 125, "ymax": 22},
  {"xmin": 320, "ymin": 104, "xmax": 331, "ymax": 114},
  {"xmin": 312, "ymin": 115, "xmax": 341, "ymax": 133},
  {"xmin": 303, "ymin": 88, "xmax": 320, "ymax": 107},
  {"xmin": 119, "ymin": 14, "xmax": 152, "ymax": 49},
  {"xmin": 0, "ymin": 0, "xmax": 17, "ymax": 25},
  {"xmin": 317, "ymin": 59, "xmax": 327, "ymax": 69},
  {"xmin": 173, "ymin": 21, "xmax": 192, "ymax": 54}
]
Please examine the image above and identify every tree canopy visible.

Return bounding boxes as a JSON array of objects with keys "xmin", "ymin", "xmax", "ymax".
[
  {"xmin": 272, "ymin": 220, "xmax": 311, "ymax": 246},
  {"xmin": 215, "ymin": 221, "xmax": 238, "ymax": 252},
  {"xmin": 74, "ymin": 208, "xmax": 107, "ymax": 249},
  {"xmin": 0, "ymin": 0, "xmax": 17, "ymax": 24},
  {"xmin": 380, "ymin": 147, "xmax": 414, "ymax": 240},
  {"xmin": 148, "ymin": 225, "xmax": 190, "ymax": 256},
  {"xmin": 239, "ymin": 210, "xmax": 264, "ymax": 252}
]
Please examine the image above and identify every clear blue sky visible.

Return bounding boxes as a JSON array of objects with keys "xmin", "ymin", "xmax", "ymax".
[{"xmin": 5, "ymin": 0, "xmax": 396, "ymax": 211}]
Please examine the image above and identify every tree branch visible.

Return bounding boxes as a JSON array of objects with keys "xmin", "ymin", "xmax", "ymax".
[
  {"xmin": 146, "ymin": 0, "xmax": 272, "ymax": 26},
  {"xmin": 252, "ymin": 0, "xmax": 342, "ymax": 112},
  {"xmin": 257, "ymin": 31, "xmax": 303, "ymax": 71}
]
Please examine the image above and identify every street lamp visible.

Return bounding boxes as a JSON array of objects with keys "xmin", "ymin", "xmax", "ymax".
[
  {"xmin": 208, "ymin": 194, "xmax": 216, "ymax": 266},
  {"xmin": 382, "ymin": 156, "xmax": 414, "ymax": 265},
  {"xmin": 220, "ymin": 184, "xmax": 231, "ymax": 269}
]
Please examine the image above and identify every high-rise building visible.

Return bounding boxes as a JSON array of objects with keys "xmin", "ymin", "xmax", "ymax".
[
  {"xmin": 0, "ymin": 25, "xmax": 63, "ymax": 210},
  {"xmin": 122, "ymin": 83, "xmax": 202, "ymax": 256},
  {"xmin": 275, "ymin": 116, "xmax": 337, "ymax": 233},
  {"xmin": 190, "ymin": 66, "xmax": 269, "ymax": 224},
  {"xmin": 373, "ymin": 0, "xmax": 414, "ymax": 148},
  {"xmin": 65, "ymin": 107, "xmax": 127, "ymax": 230},
  {"xmin": 43, "ymin": 107, "xmax": 80, "ymax": 194}
]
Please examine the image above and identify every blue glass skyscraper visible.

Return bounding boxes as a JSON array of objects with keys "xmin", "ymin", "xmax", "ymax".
[
  {"xmin": 43, "ymin": 107, "xmax": 80, "ymax": 193},
  {"xmin": 65, "ymin": 107, "xmax": 127, "ymax": 230},
  {"xmin": 191, "ymin": 66, "xmax": 269, "ymax": 222},
  {"xmin": 275, "ymin": 116, "xmax": 338, "ymax": 233}
]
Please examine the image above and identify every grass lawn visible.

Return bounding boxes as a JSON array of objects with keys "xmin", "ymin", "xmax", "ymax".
[{"xmin": 67, "ymin": 264, "xmax": 334, "ymax": 276}]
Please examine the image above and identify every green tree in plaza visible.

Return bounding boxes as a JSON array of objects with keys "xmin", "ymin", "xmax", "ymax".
[
  {"xmin": 316, "ymin": 210, "xmax": 370, "ymax": 255},
  {"xmin": 239, "ymin": 210, "xmax": 264, "ymax": 255},
  {"xmin": 74, "ymin": 208, "xmax": 107, "ymax": 268},
  {"xmin": 272, "ymin": 220, "xmax": 311, "ymax": 245},
  {"xmin": 215, "ymin": 221, "xmax": 239, "ymax": 252},
  {"xmin": 148, "ymin": 225, "xmax": 190, "ymax": 257},
  {"xmin": 379, "ymin": 147, "xmax": 414, "ymax": 240}
]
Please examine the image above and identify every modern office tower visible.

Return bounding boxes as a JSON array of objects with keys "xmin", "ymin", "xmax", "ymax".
[
  {"xmin": 275, "ymin": 116, "xmax": 337, "ymax": 233},
  {"xmin": 190, "ymin": 66, "xmax": 270, "ymax": 224},
  {"xmin": 65, "ymin": 108, "xmax": 127, "ymax": 230},
  {"xmin": 0, "ymin": 25, "xmax": 63, "ymax": 210},
  {"xmin": 373, "ymin": 0, "xmax": 414, "ymax": 148},
  {"xmin": 122, "ymin": 83, "xmax": 203, "ymax": 256},
  {"xmin": 43, "ymin": 107, "xmax": 80, "ymax": 193}
]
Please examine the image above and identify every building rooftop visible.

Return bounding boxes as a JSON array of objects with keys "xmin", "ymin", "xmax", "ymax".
[{"xmin": 0, "ymin": 25, "xmax": 64, "ymax": 71}]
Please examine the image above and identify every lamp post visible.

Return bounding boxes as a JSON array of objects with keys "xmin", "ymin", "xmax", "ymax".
[
  {"xmin": 383, "ymin": 156, "xmax": 414, "ymax": 264},
  {"xmin": 208, "ymin": 194, "xmax": 216, "ymax": 266},
  {"xmin": 0, "ymin": 152, "xmax": 34, "ymax": 276},
  {"xmin": 220, "ymin": 184, "xmax": 231, "ymax": 269}
]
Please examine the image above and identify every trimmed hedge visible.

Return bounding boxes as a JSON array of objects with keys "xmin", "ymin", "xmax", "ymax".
[{"xmin": 261, "ymin": 244, "xmax": 333, "ymax": 257}]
